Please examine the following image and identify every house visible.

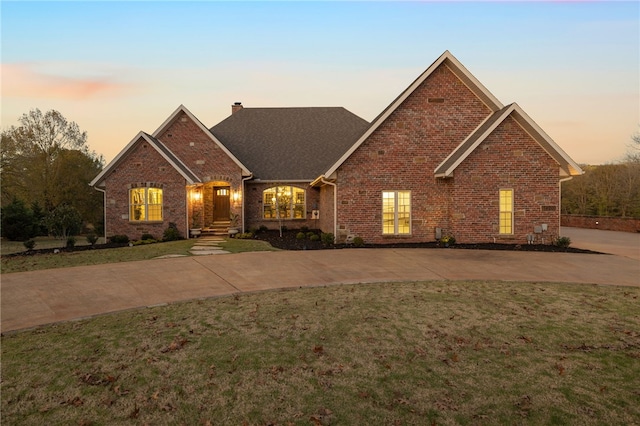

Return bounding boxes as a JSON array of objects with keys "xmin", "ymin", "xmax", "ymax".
[{"xmin": 90, "ymin": 51, "xmax": 583, "ymax": 244}]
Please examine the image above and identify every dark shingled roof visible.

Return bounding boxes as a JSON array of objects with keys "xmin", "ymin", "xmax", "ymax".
[{"xmin": 210, "ymin": 107, "xmax": 369, "ymax": 181}]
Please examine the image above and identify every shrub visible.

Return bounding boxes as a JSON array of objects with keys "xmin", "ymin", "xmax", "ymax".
[
  {"xmin": 1, "ymin": 198, "xmax": 37, "ymax": 241},
  {"xmin": 141, "ymin": 233, "xmax": 155, "ymax": 241},
  {"xmin": 163, "ymin": 222, "xmax": 182, "ymax": 241},
  {"xmin": 296, "ymin": 232, "xmax": 306, "ymax": 240},
  {"xmin": 307, "ymin": 232, "xmax": 316, "ymax": 238},
  {"xmin": 353, "ymin": 236, "xmax": 364, "ymax": 247},
  {"xmin": 23, "ymin": 239, "xmax": 36, "ymax": 251},
  {"xmin": 309, "ymin": 234, "xmax": 320, "ymax": 242},
  {"xmin": 109, "ymin": 234, "xmax": 130, "ymax": 244},
  {"xmin": 259, "ymin": 225, "xmax": 268, "ymax": 233},
  {"xmin": 236, "ymin": 232, "xmax": 254, "ymax": 239},
  {"xmin": 555, "ymin": 236, "xmax": 571, "ymax": 248},
  {"xmin": 321, "ymin": 232, "xmax": 335, "ymax": 246},
  {"xmin": 440, "ymin": 235, "xmax": 456, "ymax": 246},
  {"xmin": 86, "ymin": 233, "xmax": 99, "ymax": 246},
  {"xmin": 66, "ymin": 236, "xmax": 76, "ymax": 248}
]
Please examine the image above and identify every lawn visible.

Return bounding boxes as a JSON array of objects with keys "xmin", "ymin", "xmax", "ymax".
[
  {"xmin": 0, "ymin": 237, "xmax": 277, "ymax": 273},
  {"xmin": 2, "ymin": 280, "xmax": 638, "ymax": 425}
]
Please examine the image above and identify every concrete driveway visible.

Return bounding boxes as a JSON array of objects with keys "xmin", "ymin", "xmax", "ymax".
[{"xmin": 2, "ymin": 227, "xmax": 639, "ymax": 333}]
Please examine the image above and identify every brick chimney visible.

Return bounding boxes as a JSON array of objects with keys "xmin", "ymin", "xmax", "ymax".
[{"xmin": 231, "ymin": 102, "xmax": 243, "ymax": 114}]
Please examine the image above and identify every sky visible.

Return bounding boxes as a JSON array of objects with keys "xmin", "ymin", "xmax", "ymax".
[{"xmin": 1, "ymin": 1, "xmax": 638, "ymax": 166}]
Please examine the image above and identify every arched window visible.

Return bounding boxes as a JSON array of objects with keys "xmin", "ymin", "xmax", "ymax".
[
  {"xmin": 263, "ymin": 186, "xmax": 305, "ymax": 219},
  {"xmin": 130, "ymin": 187, "xmax": 163, "ymax": 222}
]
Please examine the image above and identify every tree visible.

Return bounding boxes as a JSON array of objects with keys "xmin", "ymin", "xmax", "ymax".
[
  {"xmin": 0, "ymin": 198, "xmax": 38, "ymax": 241},
  {"xmin": 45, "ymin": 204, "xmax": 83, "ymax": 241},
  {"xmin": 1, "ymin": 108, "xmax": 104, "ymax": 229}
]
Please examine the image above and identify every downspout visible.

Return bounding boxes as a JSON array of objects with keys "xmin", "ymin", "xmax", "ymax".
[
  {"xmin": 241, "ymin": 173, "xmax": 253, "ymax": 234},
  {"xmin": 94, "ymin": 186, "xmax": 107, "ymax": 242},
  {"xmin": 559, "ymin": 175, "xmax": 573, "ymax": 233},
  {"xmin": 319, "ymin": 177, "xmax": 337, "ymax": 237},
  {"xmin": 186, "ymin": 185, "xmax": 190, "ymax": 239}
]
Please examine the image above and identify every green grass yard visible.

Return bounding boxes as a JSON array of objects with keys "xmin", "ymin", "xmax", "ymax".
[{"xmin": 2, "ymin": 280, "xmax": 639, "ymax": 425}]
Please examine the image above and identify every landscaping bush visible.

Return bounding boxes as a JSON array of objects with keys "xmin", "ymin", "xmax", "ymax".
[
  {"xmin": 353, "ymin": 236, "xmax": 364, "ymax": 247},
  {"xmin": 141, "ymin": 233, "xmax": 155, "ymax": 241},
  {"xmin": 321, "ymin": 232, "xmax": 335, "ymax": 246},
  {"xmin": 296, "ymin": 232, "xmax": 306, "ymax": 240},
  {"xmin": 555, "ymin": 236, "xmax": 571, "ymax": 248},
  {"xmin": 66, "ymin": 236, "xmax": 76, "ymax": 248},
  {"xmin": 45, "ymin": 204, "xmax": 82, "ymax": 241},
  {"xmin": 236, "ymin": 232, "xmax": 254, "ymax": 239},
  {"xmin": 23, "ymin": 239, "xmax": 36, "ymax": 251},
  {"xmin": 162, "ymin": 222, "xmax": 182, "ymax": 241},
  {"xmin": 109, "ymin": 234, "xmax": 130, "ymax": 244},
  {"xmin": 86, "ymin": 233, "xmax": 99, "ymax": 246},
  {"xmin": 306, "ymin": 232, "xmax": 316, "ymax": 238},
  {"xmin": 1, "ymin": 198, "xmax": 38, "ymax": 241},
  {"xmin": 309, "ymin": 234, "xmax": 320, "ymax": 242}
]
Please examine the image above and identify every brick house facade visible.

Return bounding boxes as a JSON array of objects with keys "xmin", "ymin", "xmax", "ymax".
[{"xmin": 91, "ymin": 51, "xmax": 582, "ymax": 244}]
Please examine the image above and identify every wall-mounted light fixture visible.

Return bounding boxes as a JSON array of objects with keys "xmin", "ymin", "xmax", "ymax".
[
  {"xmin": 191, "ymin": 187, "xmax": 202, "ymax": 202},
  {"xmin": 232, "ymin": 190, "xmax": 241, "ymax": 203}
]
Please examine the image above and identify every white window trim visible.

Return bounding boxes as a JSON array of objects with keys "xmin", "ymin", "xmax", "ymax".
[
  {"xmin": 262, "ymin": 186, "xmax": 306, "ymax": 220},
  {"xmin": 382, "ymin": 190, "xmax": 411, "ymax": 235},
  {"xmin": 129, "ymin": 187, "xmax": 163, "ymax": 222},
  {"xmin": 499, "ymin": 188, "xmax": 514, "ymax": 235}
]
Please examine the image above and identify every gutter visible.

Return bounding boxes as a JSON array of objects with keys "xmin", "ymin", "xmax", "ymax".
[
  {"xmin": 93, "ymin": 186, "xmax": 107, "ymax": 241},
  {"xmin": 241, "ymin": 173, "xmax": 253, "ymax": 233}
]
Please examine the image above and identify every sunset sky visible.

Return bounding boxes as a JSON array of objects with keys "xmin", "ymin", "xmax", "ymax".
[{"xmin": 2, "ymin": 1, "xmax": 638, "ymax": 166}]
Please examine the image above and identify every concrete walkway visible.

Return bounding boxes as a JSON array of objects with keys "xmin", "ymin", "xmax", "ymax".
[{"xmin": 2, "ymin": 231, "xmax": 639, "ymax": 333}]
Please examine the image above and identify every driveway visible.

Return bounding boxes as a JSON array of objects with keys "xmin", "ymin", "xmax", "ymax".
[{"xmin": 2, "ymin": 228, "xmax": 639, "ymax": 333}]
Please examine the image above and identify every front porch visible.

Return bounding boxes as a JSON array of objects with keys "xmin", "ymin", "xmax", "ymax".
[{"xmin": 188, "ymin": 181, "xmax": 242, "ymax": 238}]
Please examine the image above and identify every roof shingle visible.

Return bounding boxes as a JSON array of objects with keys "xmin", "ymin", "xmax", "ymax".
[{"xmin": 210, "ymin": 107, "xmax": 369, "ymax": 181}]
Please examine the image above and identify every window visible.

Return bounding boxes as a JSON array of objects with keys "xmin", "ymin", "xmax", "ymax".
[
  {"xmin": 382, "ymin": 191, "xmax": 411, "ymax": 235},
  {"xmin": 499, "ymin": 189, "xmax": 513, "ymax": 234},
  {"xmin": 263, "ymin": 186, "xmax": 305, "ymax": 219},
  {"xmin": 130, "ymin": 187, "xmax": 163, "ymax": 221}
]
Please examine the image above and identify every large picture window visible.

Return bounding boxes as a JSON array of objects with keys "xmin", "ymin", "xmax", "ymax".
[
  {"xmin": 130, "ymin": 187, "xmax": 163, "ymax": 222},
  {"xmin": 263, "ymin": 186, "xmax": 305, "ymax": 219},
  {"xmin": 499, "ymin": 189, "xmax": 513, "ymax": 234},
  {"xmin": 382, "ymin": 191, "xmax": 411, "ymax": 235}
]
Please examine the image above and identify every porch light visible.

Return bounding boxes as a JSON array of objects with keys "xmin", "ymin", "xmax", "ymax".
[
  {"xmin": 191, "ymin": 188, "xmax": 202, "ymax": 202},
  {"xmin": 232, "ymin": 190, "xmax": 241, "ymax": 202}
]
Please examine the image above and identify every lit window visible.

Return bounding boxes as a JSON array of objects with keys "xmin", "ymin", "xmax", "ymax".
[
  {"xmin": 382, "ymin": 191, "xmax": 411, "ymax": 235},
  {"xmin": 130, "ymin": 187, "xmax": 163, "ymax": 222},
  {"xmin": 499, "ymin": 189, "xmax": 513, "ymax": 234},
  {"xmin": 263, "ymin": 186, "xmax": 305, "ymax": 219}
]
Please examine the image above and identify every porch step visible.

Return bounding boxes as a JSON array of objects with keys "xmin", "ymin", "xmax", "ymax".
[{"xmin": 202, "ymin": 221, "xmax": 232, "ymax": 237}]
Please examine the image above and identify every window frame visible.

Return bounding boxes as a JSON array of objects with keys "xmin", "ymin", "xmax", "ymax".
[
  {"xmin": 499, "ymin": 188, "xmax": 514, "ymax": 235},
  {"xmin": 382, "ymin": 190, "xmax": 411, "ymax": 236},
  {"xmin": 129, "ymin": 187, "xmax": 163, "ymax": 222},
  {"xmin": 262, "ymin": 186, "xmax": 306, "ymax": 220}
]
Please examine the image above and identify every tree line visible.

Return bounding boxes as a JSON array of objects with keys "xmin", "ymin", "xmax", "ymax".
[
  {"xmin": 562, "ymin": 133, "xmax": 640, "ymax": 218},
  {"xmin": 1, "ymin": 109, "xmax": 104, "ymax": 241}
]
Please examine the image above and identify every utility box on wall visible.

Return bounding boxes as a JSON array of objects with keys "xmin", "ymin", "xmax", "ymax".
[{"xmin": 312, "ymin": 210, "xmax": 320, "ymax": 219}]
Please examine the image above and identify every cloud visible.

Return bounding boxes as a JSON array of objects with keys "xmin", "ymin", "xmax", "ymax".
[{"xmin": 1, "ymin": 62, "xmax": 130, "ymax": 100}]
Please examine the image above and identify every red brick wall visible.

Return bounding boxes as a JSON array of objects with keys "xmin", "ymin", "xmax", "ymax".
[
  {"xmin": 317, "ymin": 184, "xmax": 335, "ymax": 234},
  {"xmin": 334, "ymin": 63, "xmax": 491, "ymax": 244},
  {"xmin": 156, "ymin": 110, "xmax": 245, "ymax": 225},
  {"xmin": 103, "ymin": 110, "xmax": 246, "ymax": 238},
  {"xmin": 244, "ymin": 182, "xmax": 321, "ymax": 231},
  {"xmin": 103, "ymin": 136, "xmax": 188, "ymax": 239},
  {"xmin": 561, "ymin": 215, "xmax": 640, "ymax": 233},
  {"xmin": 452, "ymin": 116, "xmax": 561, "ymax": 243}
]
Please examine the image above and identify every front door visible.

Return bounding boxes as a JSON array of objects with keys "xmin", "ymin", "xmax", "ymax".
[{"xmin": 213, "ymin": 187, "xmax": 230, "ymax": 221}]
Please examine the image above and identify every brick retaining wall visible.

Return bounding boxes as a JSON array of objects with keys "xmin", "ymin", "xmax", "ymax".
[{"xmin": 561, "ymin": 215, "xmax": 640, "ymax": 233}]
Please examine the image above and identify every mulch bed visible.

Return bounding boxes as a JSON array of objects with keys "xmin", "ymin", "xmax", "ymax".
[
  {"xmin": 2, "ymin": 242, "xmax": 129, "ymax": 258},
  {"xmin": 252, "ymin": 230, "xmax": 601, "ymax": 254}
]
